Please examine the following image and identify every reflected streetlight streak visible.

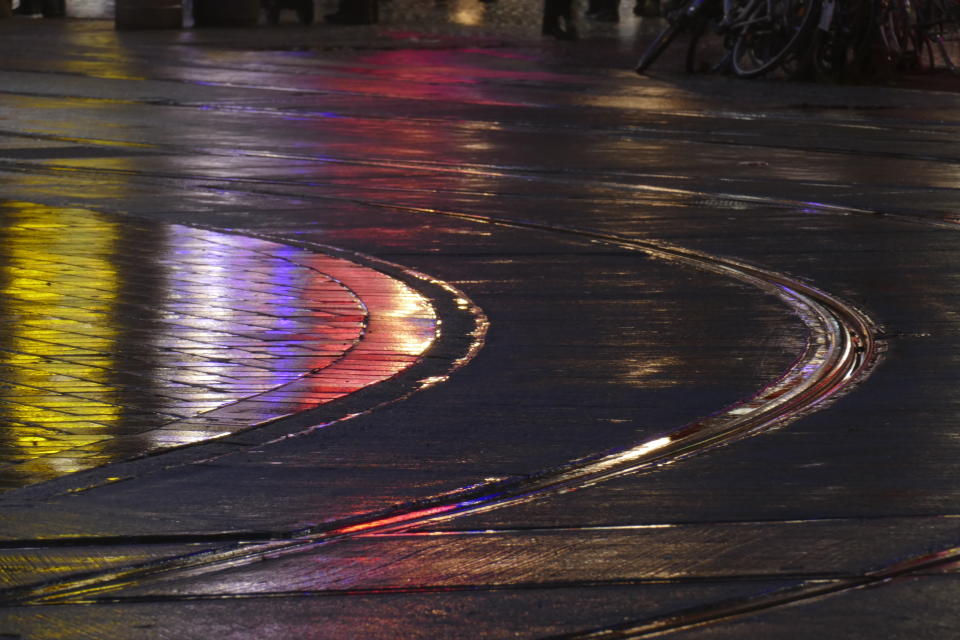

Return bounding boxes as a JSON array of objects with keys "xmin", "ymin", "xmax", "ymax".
[
  {"xmin": 0, "ymin": 205, "xmax": 443, "ymax": 490},
  {"xmin": 0, "ymin": 202, "xmax": 120, "ymax": 480}
]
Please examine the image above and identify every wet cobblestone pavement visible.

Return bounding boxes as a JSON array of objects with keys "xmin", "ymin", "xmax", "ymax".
[
  {"xmin": 0, "ymin": 8, "xmax": 960, "ymax": 640},
  {"xmin": 0, "ymin": 201, "xmax": 437, "ymax": 490}
]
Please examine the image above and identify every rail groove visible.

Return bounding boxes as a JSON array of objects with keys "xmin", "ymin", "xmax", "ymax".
[{"xmin": 0, "ymin": 213, "xmax": 881, "ymax": 608}]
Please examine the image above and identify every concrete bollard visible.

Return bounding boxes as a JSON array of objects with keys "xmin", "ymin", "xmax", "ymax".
[
  {"xmin": 115, "ymin": 0, "xmax": 183, "ymax": 29},
  {"xmin": 192, "ymin": 0, "xmax": 259, "ymax": 26}
]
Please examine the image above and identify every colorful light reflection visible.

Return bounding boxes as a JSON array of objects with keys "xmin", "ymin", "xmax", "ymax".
[
  {"xmin": 0, "ymin": 202, "xmax": 120, "ymax": 480},
  {"xmin": 0, "ymin": 203, "xmax": 438, "ymax": 490}
]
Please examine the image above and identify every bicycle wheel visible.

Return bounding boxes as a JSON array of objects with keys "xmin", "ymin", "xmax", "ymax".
[
  {"xmin": 919, "ymin": 0, "xmax": 960, "ymax": 73},
  {"xmin": 636, "ymin": 0, "xmax": 710, "ymax": 73},
  {"xmin": 636, "ymin": 19, "xmax": 686, "ymax": 72},
  {"xmin": 929, "ymin": 27, "xmax": 960, "ymax": 74},
  {"xmin": 731, "ymin": 0, "xmax": 820, "ymax": 77},
  {"xmin": 810, "ymin": 0, "xmax": 875, "ymax": 81},
  {"xmin": 877, "ymin": 0, "xmax": 926, "ymax": 70},
  {"xmin": 686, "ymin": 5, "xmax": 733, "ymax": 73}
]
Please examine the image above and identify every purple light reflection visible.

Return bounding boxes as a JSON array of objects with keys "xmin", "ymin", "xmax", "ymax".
[{"xmin": 0, "ymin": 205, "xmax": 438, "ymax": 490}]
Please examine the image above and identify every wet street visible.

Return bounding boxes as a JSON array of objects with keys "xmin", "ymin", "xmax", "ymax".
[{"xmin": 0, "ymin": 5, "xmax": 960, "ymax": 637}]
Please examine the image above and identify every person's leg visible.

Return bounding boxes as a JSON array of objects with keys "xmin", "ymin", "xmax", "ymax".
[{"xmin": 543, "ymin": 0, "xmax": 577, "ymax": 38}]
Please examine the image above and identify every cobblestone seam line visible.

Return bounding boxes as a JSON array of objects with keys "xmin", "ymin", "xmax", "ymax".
[{"xmin": 0, "ymin": 202, "xmax": 484, "ymax": 497}]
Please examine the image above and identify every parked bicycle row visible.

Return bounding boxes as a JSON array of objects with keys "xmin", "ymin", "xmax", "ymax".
[{"xmin": 635, "ymin": 0, "xmax": 960, "ymax": 80}]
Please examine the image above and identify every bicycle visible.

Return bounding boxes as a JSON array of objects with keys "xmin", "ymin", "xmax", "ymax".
[
  {"xmin": 807, "ymin": 0, "xmax": 876, "ymax": 81},
  {"xmin": 916, "ymin": 0, "xmax": 960, "ymax": 73},
  {"xmin": 636, "ymin": 0, "xmax": 821, "ymax": 77},
  {"xmin": 870, "ymin": 0, "xmax": 960, "ymax": 74},
  {"xmin": 635, "ymin": 0, "xmax": 722, "ymax": 73}
]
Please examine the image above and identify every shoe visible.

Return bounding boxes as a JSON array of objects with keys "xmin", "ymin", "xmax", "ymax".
[{"xmin": 542, "ymin": 19, "xmax": 578, "ymax": 40}]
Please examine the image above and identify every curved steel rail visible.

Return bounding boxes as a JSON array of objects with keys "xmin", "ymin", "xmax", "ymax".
[{"xmin": 0, "ymin": 215, "xmax": 881, "ymax": 607}]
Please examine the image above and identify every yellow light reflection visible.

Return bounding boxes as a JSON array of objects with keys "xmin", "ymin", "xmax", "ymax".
[
  {"xmin": 450, "ymin": 0, "xmax": 483, "ymax": 25},
  {"xmin": 376, "ymin": 278, "xmax": 437, "ymax": 356},
  {"xmin": 616, "ymin": 436, "xmax": 672, "ymax": 463},
  {"xmin": 0, "ymin": 202, "xmax": 120, "ymax": 480},
  {"xmin": 621, "ymin": 355, "xmax": 683, "ymax": 388},
  {"xmin": 0, "ymin": 203, "xmax": 444, "ymax": 489},
  {"xmin": 56, "ymin": 27, "xmax": 148, "ymax": 81}
]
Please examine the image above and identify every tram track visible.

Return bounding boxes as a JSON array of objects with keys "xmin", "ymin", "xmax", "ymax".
[
  {"xmin": 5, "ymin": 145, "xmax": 959, "ymax": 238},
  {"xmin": 2, "ymin": 111, "xmax": 959, "ymax": 230},
  {"xmin": 2, "ymin": 57, "xmax": 952, "ymax": 634},
  {"xmin": 3, "ymin": 90, "xmax": 960, "ymax": 168},
  {"xmin": 546, "ymin": 544, "xmax": 960, "ymax": 639},
  {"xmin": 0, "ymin": 155, "xmax": 882, "ymax": 613}
]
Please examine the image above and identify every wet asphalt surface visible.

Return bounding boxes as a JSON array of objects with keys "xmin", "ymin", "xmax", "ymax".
[{"xmin": 0, "ymin": 4, "xmax": 960, "ymax": 637}]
